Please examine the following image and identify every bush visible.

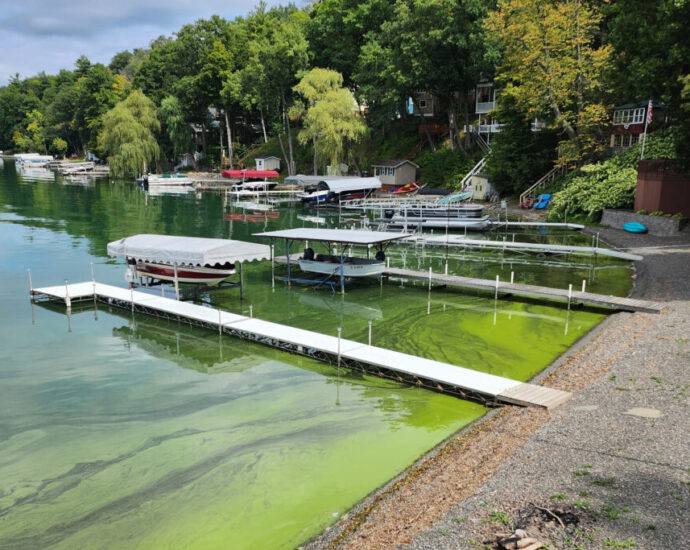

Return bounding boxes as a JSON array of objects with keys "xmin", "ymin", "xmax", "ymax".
[
  {"xmin": 546, "ymin": 130, "xmax": 679, "ymax": 222},
  {"xmin": 416, "ymin": 145, "xmax": 477, "ymax": 188}
]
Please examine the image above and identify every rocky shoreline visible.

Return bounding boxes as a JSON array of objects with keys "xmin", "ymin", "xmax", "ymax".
[{"xmin": 306, "ymin": 225, "xmax": 690, "ymax": 550}]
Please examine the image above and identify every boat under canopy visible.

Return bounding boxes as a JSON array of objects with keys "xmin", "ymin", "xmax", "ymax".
[
  {"xmin": 107, "ymin": 234, "xmax": 271, "ymax": 289},
  {"xmin": 254, "ymin": 228, "xmax": 410, "ymax": 293},
  {"xmin": 299, "ymin": 177, "xmax": 382, "ymax": 204}
]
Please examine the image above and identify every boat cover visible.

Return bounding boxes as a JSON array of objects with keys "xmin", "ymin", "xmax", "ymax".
[
  {"xmin": 107, "ymin": 234, "xmax": 271, "ymax": 266},
  {"xmin": 222, "ymin": 169, "xmax": 279, "ymax": 179},
  {"xmin": 317, "ymin": 177, "xmax": 381, "ymax": 193}
]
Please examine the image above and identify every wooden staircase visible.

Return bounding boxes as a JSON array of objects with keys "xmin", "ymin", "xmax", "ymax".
[{"xmin": 519, "ymin": 165, "xmax": 569, "ymax": 204}]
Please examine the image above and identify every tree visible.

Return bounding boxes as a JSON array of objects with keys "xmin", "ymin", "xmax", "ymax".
[
  {"xmin": 605, "ymin": 0, "xmax": 690, "ymax": 114},
  {"xmin": 109, "ymin": 51, "xmax": 134, "ymax": 75},
  {"xmin": 486, "ymin": 0, "xmax": 611, "ymax": 165},
  {"xmin": 72, "ymin": 62, "xmax": 120, "ymax": 153},
  {"xmin": 98, "ymin": 90, "xmax": 161, "ymax": 176},
  {"xmin": 159, "ymin": 95, "xmax": 192, "ymax": 160},
  {"xmin": 51, "ymin": 137, "xmax": 68, "ymax": 157},
  {"xmin": 292, "ymin": 68, "xmax": 367, "ymax": 173}
]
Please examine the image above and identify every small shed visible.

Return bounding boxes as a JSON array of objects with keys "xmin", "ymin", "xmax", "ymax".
[
  {"xmin": 469, "ymin": 173, "xmax": 499, "ymax": 202},
  {"xmin": 255, "ymin": 155, "xmax": 281, "ymax": 171},
  {"xmin": 371, "ymin": 159, "xmax": 418, "ymax": 189}
]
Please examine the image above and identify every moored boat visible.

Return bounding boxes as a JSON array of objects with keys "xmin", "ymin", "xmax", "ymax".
[
  {"xmin": 131, "ymin": 260, "xmax": 235, "ymax": 285},
  {"xmin": 146, "ymin": 173, "xmax": 195, "ymax": 186}
]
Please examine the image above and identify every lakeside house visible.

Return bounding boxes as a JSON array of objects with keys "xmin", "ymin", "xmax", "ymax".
[
  {"xmin": 371, "ymin": 159, "xmax": 419, "ymax": 189},
  {"xmin": 609, "ymin": 101, "xmax": 662, "ymax": 152}
]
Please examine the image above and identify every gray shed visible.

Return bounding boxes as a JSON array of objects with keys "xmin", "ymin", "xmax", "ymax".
[
  {"xmin": 371, "ymin": 159, "xmax": 419, "ymax": 189},
  {"xmin": 255, "ymin": 155, "xmax": 281, "ymax": 171}
]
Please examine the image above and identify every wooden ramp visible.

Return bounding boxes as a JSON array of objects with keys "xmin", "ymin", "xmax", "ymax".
[
  {"xmin": 384, "ymin": 268, "xmax": 664, "ymax": 314},
  {"xmin": 31, "ymin": 281, "xmax": 570, "ymax": 409}
]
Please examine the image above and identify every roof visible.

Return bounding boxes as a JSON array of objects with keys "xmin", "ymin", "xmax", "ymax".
[
  {"xmin": 255, "ymin": 155, "xmax": 281, "ymax": 160},
  {"xmin": 253, "ymin": 228, "xmax": 411, "ymax": 245},
  {"xmin": 107, "ymin": 234, "xmax": 271, "ymax": 266},
  {"xmin": 318, "ymin": 177, "xmax": 381, "ymax": 193},
  {"xmin": 371, "ymin": 159, "xmax": 419, "ymax": 169}
]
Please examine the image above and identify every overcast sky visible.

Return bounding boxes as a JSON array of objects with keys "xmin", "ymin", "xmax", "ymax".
[{"xmin": 0, "ymin": 0, "xmax": 287, "ymax": 84}]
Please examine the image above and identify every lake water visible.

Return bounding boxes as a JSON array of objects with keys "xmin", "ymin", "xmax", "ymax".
[{"xmin": 0, "ymin": 164, "xmax": 631, "ymax": 549}]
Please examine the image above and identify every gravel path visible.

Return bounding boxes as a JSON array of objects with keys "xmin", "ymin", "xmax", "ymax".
[{"xmin": 309, "ymin": 227, "xmax": 689, "ymax": 550}]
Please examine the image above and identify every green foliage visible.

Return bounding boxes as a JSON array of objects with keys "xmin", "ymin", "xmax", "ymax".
[
  {"xmin": 98, "ymin": 90, "xmax": 161, "ymax": 177},
  {"xmin": 485, "ymin": 94, "xmax": 559, "ymax": 193},
  {"xmin": 547, "ymin": 131, "xmax": 679, "ymax": 222},
  {"xmin": 292, "ymin": 68, "xmax": 367, "ymax": 172},
  {"xmin": 159, "ymin": 95, "xmax": 192, "ymax": 159},
  {"xmin": 416, "ymin": 146, "xmax": 476, "ymax": 188},
  {"xmin": 51, "ymin": 137, "xmax": 68, "ymax": 157}
]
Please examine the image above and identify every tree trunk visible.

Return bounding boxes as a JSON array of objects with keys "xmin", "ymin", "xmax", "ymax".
[
  {"xmin": 281, "ymin": 88, "xmax": 295, "ymax": 175},
  {"xmin": 312, "ymin": 135, "xmax": 318, "ymax": 175},
  {"xmin": 551, "ymin": 101, "xmax": 577, "ymax": 140},
  {"xmin": 201, "ymin": 123, "xmax": 207, "ymax": 159},
  {"xmin": 277, "ymin": 133, "xmax": 289, "ymax": 174},
  {"xmin": 260, "ymin": 109, "xmax": 268, "ymax": 143},
  {"xmin": 224, "ymin": 109, "xmax": 233, "ymax": 169},
  {"xmin": 463, "ymin": 96, "xmax": 472, "ymax": 150},
  {"xmin": 448, "ymin": 108, "xmax": 455, "ymax": 151},
  {"xmin": 219, "ymin": 115, "xmax": 224, "ymax": 169},
  {"xmin": 351, "ymin": 154, "xmax": 362, "ymax": 177},
  {"xmin": 412, "ymin": 95, "xmax": 436, "ymax": 152}
]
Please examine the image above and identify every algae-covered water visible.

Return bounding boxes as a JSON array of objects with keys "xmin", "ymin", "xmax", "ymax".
[{"xmin": 0, "ymin": 165, "xmax": 632, "ymax": 549}]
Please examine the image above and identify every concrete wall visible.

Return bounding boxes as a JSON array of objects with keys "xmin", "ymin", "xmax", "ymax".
[{"xmin": 601, "ymin": 209, "xmax": 687, "ymax": 236}]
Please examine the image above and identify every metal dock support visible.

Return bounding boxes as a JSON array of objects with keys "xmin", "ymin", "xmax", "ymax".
[{"xmin": 31, "ymin": 281, "xmax": 572, "ymax": 409}]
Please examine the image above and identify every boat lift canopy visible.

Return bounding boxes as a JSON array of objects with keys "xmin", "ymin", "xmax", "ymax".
[
  {"xmin": 107, "ymin": 234, "xmax": 271, "ymax": 299},
  {"xmin": 254, "ymin": 228, "xmax": 410, "ymax": 294},
  {"xmin": 107, "ymin": 234, "xmax": 271, "ymax": 266}
]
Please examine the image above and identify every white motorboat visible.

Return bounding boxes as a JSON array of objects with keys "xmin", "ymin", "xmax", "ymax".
[
  {"xmin": 145, "ymin": 173, "xmax": 195, "ymax": 186},
  {"xmin": 298, "ymin": 254, "xmax": 385, "ymax": 278}
]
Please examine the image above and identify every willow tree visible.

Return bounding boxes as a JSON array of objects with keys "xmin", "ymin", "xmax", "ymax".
[
  {"xmin": 486, "ymin": 0, "xmax": 611, "ymax": 165},
  {"xmin": 98, "ymin": 90, "xmax": 160, "ymax": 177},
  {"xmin": 292, "ymin": 68, "xmax": 367, "ymax": 174}
]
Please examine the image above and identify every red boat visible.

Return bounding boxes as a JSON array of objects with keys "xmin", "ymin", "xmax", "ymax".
[
  {"xmin": 222, "ymin": 169, "xmax": 280, "ymax": 180},
  {"xmin": 133, "ymin": 260, "xmax": 235, "ymax": 285},
  {"xmin": 391, "ymin": 182, "xmax": 419, "ymax": 194}
]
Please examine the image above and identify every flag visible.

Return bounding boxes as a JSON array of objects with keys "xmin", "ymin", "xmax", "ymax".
[{"xmin": 646, "ymin": 100, "xmax": 653, "ymax": 124}]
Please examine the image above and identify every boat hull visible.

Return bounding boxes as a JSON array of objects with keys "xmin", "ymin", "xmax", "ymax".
[
  {"xmin": 133, "ymin": 261, "xmax": 236, "ymax": 285},
  {"xmin": 298, "ymin": 258, "xmax": 384, "ymax": 278}
]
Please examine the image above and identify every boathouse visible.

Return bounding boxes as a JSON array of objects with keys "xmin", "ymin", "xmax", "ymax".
[{"xmin": 255, "ymin": 155, "xmax": 281, "ymax": 171}]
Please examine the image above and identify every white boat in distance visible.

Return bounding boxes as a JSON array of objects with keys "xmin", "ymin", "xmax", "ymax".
[
  {"xmin": 145, "ymin": 173, "xmax": 195, "ymax": 185},
  {"xmin": 15, "ymin": 153, "xmax": 53, "ymax": 167}
]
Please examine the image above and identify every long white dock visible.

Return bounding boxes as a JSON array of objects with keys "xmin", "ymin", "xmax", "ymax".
[
  {"xmin": 407, "ymin": 235, "xmax": 642, "ymax": 261},
  {"xmin": 31, "ymin": 281, "xmax": 571, "ymax": 409},
  {"xmin": 384, "ymin": 268, "xmax": 664, "ymax": 314}
]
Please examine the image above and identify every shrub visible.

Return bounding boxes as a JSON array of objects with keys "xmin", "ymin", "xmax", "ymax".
[{"xmin": 546, "ymin": 131, "xmax": 679, "ymax": 222}]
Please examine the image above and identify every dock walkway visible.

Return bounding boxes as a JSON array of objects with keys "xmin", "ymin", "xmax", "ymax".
[
  {"xmin": 384, "ymin": 267, "xmax": 664, "ymax": 313},
  {"xmin": 31, "ymin": 281, "xmax": 571, "ymax": 409}
]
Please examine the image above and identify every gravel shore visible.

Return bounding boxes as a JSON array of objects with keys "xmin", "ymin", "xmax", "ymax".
[{"xmin": 309, "ymin": 226, "xmax": 689, "ymax": 550}]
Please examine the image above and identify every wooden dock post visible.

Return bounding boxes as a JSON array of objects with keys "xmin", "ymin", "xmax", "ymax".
[
  {"xmin": 218, "ymin": 309, "xmax": 222, "ymax": 334},
  {"xmin": 428, "ymin": 267, "xmax": 432, "ymax": 291},
  {"xmin": 568, "ymin": 284, "xmax": 573, "ymax": 309},
  {"xmin": 249, "ymin": 304, "xmax": 253, "ymax": 318},
  {"xmin": 495, "ymin": 275, "xmax": 499, "ymax": 300},
  {"xmin": 271, "ymin": 245, "xmax": 275, "ymax": 290},
  {"xmin": 27, "ymin": 269, "xmax": 33, "ymax": 299},
  {"xmin": 510, "ymin": 271, "xmax": 514, "ymax": 284},
  {"xmin": 368, "ymin": 319, "xmax": 373, "ymax": 346},
  {"xmin": 582, "ymin": 279, "xmax": 586, "ymax": 293}
]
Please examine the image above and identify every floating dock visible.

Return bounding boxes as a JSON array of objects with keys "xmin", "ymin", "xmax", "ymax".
[
  {"xmin": 407, "ymin": 235, "xmax": 642, "ymax": 261},
  {"xmin": 30, "ymin": 281, "xmax": 572, "ymax": 409},
  {"xmin": 272, "ymin": 255, "xmax": 663, "ymax": 313},
  {"xmin": 383, "ymin": 267, "xmax": 664, "ymax": 313}
]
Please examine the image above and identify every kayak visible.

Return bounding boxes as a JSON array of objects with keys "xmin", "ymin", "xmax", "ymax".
[{"xmin": 623, "ymin": 222, "xmax": 648, "ymax": 233}]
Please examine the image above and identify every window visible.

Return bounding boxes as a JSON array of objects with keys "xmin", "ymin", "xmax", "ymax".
[
  {"xmin": 613, "ymin": 134, "xmax": 622, "ymax": 147},
  {"xmin": 612, "ymin": 108, "xmax": 645, "ymax": 125},
  {"xmin": 419, "ymin": 99, "xmax": 427, "ymax": 109},
  {"xmin": 629, "ymin": 134, "xmax": 639, "ymax": 145}
]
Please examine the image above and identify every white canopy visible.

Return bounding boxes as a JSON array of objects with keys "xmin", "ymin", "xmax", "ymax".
[
  {"xmin": 254, "ymin": 228, "xmax": 410, "ymax": 245},
  {"xmin": 107, "ymin": 234, "xmax": 271, "ymax": 266},
  {"xmin": 318, "ymin": 177, "xmax": 381, "ymax": 193}
]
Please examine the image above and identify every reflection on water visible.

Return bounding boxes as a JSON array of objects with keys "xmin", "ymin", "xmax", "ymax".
[{"xmin": 0, "ymin": 165, "xmax": 632, "ymax": 549}]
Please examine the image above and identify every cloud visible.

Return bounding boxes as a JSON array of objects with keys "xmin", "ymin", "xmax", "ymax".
[{"xmin": 0, "ymin": 0, "xmax": 285, "ymax": 83}]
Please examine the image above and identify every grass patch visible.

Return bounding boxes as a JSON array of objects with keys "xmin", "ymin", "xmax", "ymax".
[
  {"xmin": 592, "ymin": 476, "xmax": 617, "ymax": 487},
  {"xmin": 651, "ymin": 376, "xmax": 662, "ymax": 384},
  {"xmin": 604, "ymin": 538, "xmax": 636, "ymax": 548},
  {"xmin": 482, "ymin": 511, "xmax": 510, "ymax": 525},
  {"xmin": 550, "ymin": 493, "xmax": 567, "ymax": 500}
]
